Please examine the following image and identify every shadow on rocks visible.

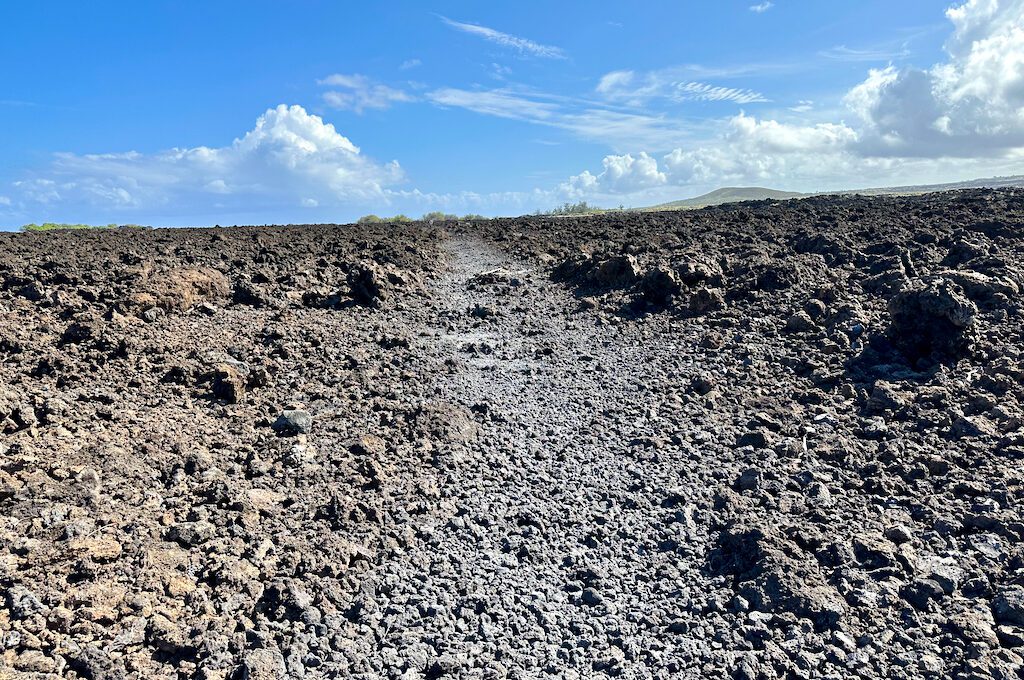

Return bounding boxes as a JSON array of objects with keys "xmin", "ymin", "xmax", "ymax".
[
  {"xmin": 846, "ymin": 275, "xmax": 979, "ymax": 383},
  {"xmin": 707, "ymin": 525, "xmax": 847, "ymax": 632}
]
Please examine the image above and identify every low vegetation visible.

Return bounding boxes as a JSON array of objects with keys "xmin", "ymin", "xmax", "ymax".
[
  {"xmin": 357, "ymin": 212, "xmax": 490, "ymax": 224},
  {"xmin": 20, "ymin": 222, "xmax": 147, "ymax": 232},
  {"xmin": 537, "ymin": 201, "xmax": 610, "ymax": 216}
]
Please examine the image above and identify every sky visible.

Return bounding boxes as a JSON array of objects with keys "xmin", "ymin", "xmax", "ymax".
[{"xmin": 1, "ymin": 0, "xmax": 1023, "ymax": 228}]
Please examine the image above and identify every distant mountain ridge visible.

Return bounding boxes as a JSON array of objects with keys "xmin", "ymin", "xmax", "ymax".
[
  {"xmin": 650, "ymin": 187, "xmax": 807, "ymax": 210},
  {"xmin": 642, "ymin": 175, "xmax": 1024, "ymax": 211}
]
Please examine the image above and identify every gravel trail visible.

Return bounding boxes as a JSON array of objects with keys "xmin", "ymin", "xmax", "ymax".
[{"xmin": 353, "ymin": 235, "xmax": 719, "ymax": 679}]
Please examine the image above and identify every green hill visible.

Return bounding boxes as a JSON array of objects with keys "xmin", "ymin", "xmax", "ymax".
[{"xmin": 650, "ymin": 187, "xmax": 807, "ymax": 210}]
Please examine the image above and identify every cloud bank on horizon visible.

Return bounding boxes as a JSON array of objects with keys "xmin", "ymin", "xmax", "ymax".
[{"xmin": 1, "ymin": 0, "xmax": 1023, "ymax": 226}]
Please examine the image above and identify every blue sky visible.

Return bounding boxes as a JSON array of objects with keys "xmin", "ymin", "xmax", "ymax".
[{"xmin": 2, "ymin": 0, "xmax": 1023, "ymax": 227}]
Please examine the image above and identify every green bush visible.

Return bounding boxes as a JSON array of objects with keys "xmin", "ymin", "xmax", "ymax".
[
  {"xmin": 422, "ymin": 211, "xmax": 458, "ymax": 222},
  {"xmin": 537, "ymin": 201, "xmax": 604, "ymax": 217},
  {"xmin": 357, "ymin": 214, "xmax": 384, "ymax": 224}
]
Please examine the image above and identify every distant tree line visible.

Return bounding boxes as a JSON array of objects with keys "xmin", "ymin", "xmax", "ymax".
[
  {"xmin": 535, "ymin": 201, "xmax": 612, "ymax": 216},
  {"xmin": 356, "ymin": 212, "xmax": 490, "ymax": 224}
]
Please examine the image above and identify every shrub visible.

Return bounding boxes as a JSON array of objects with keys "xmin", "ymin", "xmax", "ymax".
[
  {"xmin": 422, "ymin": 211, "xmax": 458, "ymax": 222},
  {"xmin": 538, "ymin": 201, "xmax": 604, "ymax": 217}
]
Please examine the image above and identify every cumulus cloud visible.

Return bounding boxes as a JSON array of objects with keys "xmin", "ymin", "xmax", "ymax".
[
  {"xmin": 4, "ymin": 105, "xmax": 403, "ymax": 217},
  {"xmin": 845, "ymin": 0, "xmax": 1024, "ymax": 156},
  {"xmin": 439, "ymin": 17, "xmax": 565, "ymax": 59},
  {"xmin": 319, "ymin": 74, "xmax": 414, "ymax": 113},
  {"xmin": 559, "ymin": 114, "xmax": 863, "ymax": 202},
  {"xmin": 558, "ymin": 0, "xmax": 1024, "ymax": 203},
  {"xmin": 749, "ymin": 2, "xmax": 773, "ymax": 13},
  {"xmin": 561, "ymin": 152, "xmax": 667, "ymax": 197}
]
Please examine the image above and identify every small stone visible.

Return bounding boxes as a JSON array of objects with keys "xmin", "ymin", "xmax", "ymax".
[
  {"xmin": 918, "ymin": 654, "xmax": 943, "ymax": 674},
  {"xmin": 688, "ymin": 288, "xmax": 725, "ymax": 314},
  {"xmin": 7, "ymin": 585, "xmax": 45, "ymax": 619},
  {"xmin": 993, "ymin": 586, "xmax": 1024, "ymax": 626},
  {"xmin": 240, "ymin": 648, "xmax": 288, "ymax": 680},
  {"xmin": 785, "ymin": 311, "xmax": 816, "ymax": 332},
  {"xmin": 884, "ymin": 525, "xmax": 914, "ymax": 545},
  {"xmin": 690, "ymin": 374, "xmax": 716, "ymax": 396},
  {"xmin": 212, "ymin": 364, "xmax": 246, "ymax": 404},
  {"xmin": 917, "ymin": 556, "xmax": 964, "ymax": 595},
  {"xmin": 737, "ymin": 468, "xmax": 762, "ymax": 492},
  {"xmin": 14, "ymin": 650, "xmax": 57, "ymax": 674},
  {"xmin": 804, "ymin": 299, "xmax": 828, "ymax": 319},
  {"xmin": 736, "ymin": 430, "xmax": 772, "ymax": 448},
  {"xmin": 901, "ymin": 578, "xmax": 945, "ymax": 610},
  {"xmin": 272, "ymin": 409, "xmax": 312, "ymax": 436},
  {"xmin": 68, "ymin": 536, "xmax": 123, "ymax": 562},
  {"xmin": 581, "ymin": 588, "xmax": 604, "ymax": 606},
  {"xmin": 832, "ymin": 631, "xmax": 857, "ymax": 653},
  {"xmin": 167, "ymin": 521, "xmax": 216, "ymax": 547},
  {"xmin": 996, "ymin": 625, "xmax": 1024, "ymax": 648},
  {"xmin": 147, "ymin": 613, "xmax": 192, "ymax": 653},
  {"xmin": 806, "ymin": 482, "xmax": 833, "ymax": 507},
  {"xmin": 471, "ymin": 304, "xmax": 495, "ymax": 319}
]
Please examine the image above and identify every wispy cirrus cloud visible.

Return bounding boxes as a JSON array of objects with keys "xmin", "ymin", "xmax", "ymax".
[
  {"xmin": 819, "ymin": 44, "xmax": 911, "ymax": 61},
  {"xmin": 318, "ymin": 74, "xmax": 414, "ymax": 113},
  {"xmin": 749, "ymin": 2, "xmax": 773, "ymax": 13},
  {"xmin": 425, "ymin": 87, "xmax": 700, "ymax": 150},
  {"xmin": 596, "ymin": 69, "xmax": 768, "ymax": 105},
  {"xmin": 674, "ymin": 82, "xmax": 769, "ymax": 104},
  {"xmin": 439, "ymin": 16, "xmax": 565, "ymax": 59}
]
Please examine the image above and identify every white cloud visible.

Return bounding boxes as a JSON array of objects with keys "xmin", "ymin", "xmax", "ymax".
[
  {"xmin": 819, "ymin": 44, "xmax": 911, "ymax": 62},
  {"xmin": 400, "ymin": 59, "xmax": 422, "ymax": 70},
  {"xmin": 318, "ymin": 74, "xmax": 414, "ymax": 113},
  {"xmin": 845, "ymin": 0, "xmax": 1024, "ymax": 157},
  {"xmin": 490, "ymin": 63, "xmax": 513, "ymax": 80},
  {"xmin": 426, "ymin": 87, "xmax": 697, "ymax": 150},
  {"xmin": 596, "ymin": 69, "xmax": 768, "ymax": 105},
  {"xmin": 439, "ymin": 16, "xmax": 565, "ymax": 59},
  {"xmin": 561, "ymin": 152, "xmax": 667, "ymax": 197},
  {"xmin": 675, "ymin": 82, "xmax": 768, "ymax": 104},
  {"xmin": 750, "ymin": 2, "xmax": 773, "ymax": 13},
  {"xmin": 0, "ymin": 196, "xmax": 10, "ymax": 206},
  {"xmin": 652, "ymin": 114, "xmax": 865, "ymax": 190},
  {"xmin": 5, "ymin": 105, "xmax": 404, "ymax": 217},
  {"xmin": 428, "ymin": 88, "xmax": 560, "ymax": 122},
  {"xmin": 554, "ymin": 0, "xmax": 1024, "ymax": 205}
]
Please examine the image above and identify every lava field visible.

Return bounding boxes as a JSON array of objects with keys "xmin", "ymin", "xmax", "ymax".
[{"xmin": 2, "ymin": 189, "xmax": 1024, "ymax": 679}]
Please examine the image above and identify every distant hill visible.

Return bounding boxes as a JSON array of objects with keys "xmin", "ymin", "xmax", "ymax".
[
  {"xmin": 650, "ymin": 187, "xmax": 807, "ymax": 210},
  {"xmin": 641, "ymin": 175, "xmax": 1024, "ymax": 212}
]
